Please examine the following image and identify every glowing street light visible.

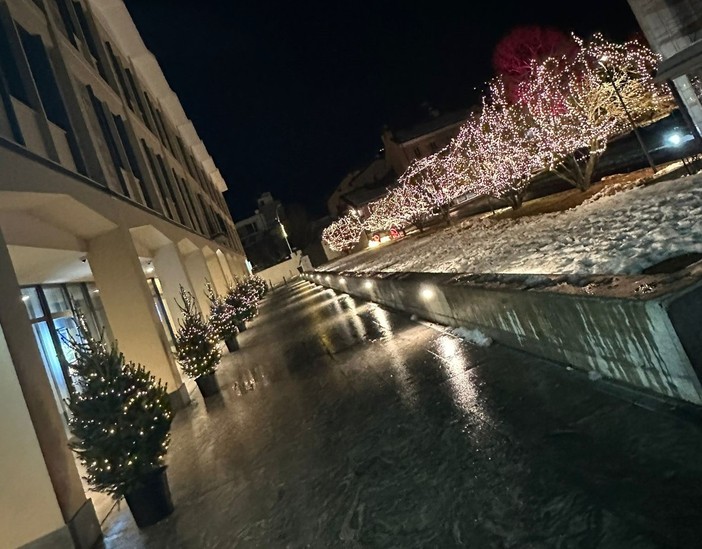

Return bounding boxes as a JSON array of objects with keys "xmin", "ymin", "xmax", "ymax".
[
  {"xmin": 667, "ymin": 132, "xmax": 682, "ymax": 146},
  {"xmin": 667, "ymin": 131, "xmax": 694, "ymax": 174}
]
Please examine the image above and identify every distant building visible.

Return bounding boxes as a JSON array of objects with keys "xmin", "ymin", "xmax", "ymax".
[
  {"xmin": 326, "ymin": 108, "xmax": 471, "ymax": 219},
  {"xmin": 326, "ymin": 156, "xmax": 395, "ymax": 217},
  {"xmin": 235, "ymin": 192, "xmax": 291, "ymax": 270},
  {"xmin": 381, "ymin": 108, "xmax": 471, "ymax": 177},
  {"xmin": 628, "ymin": 0, "xmax": 702, "ymax": 137}
]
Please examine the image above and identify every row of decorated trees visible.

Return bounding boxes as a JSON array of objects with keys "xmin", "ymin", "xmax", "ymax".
[
  {"xmin": 67, "ymin": 275, "xmax": 268, "ymax": 528},
  {"xmin": 323, "ymin": 32, "xmax": 674, "ymax": 252},
  {"xmin": 174, "ymin": 275, "xmax": 267, "ymax": 396}
]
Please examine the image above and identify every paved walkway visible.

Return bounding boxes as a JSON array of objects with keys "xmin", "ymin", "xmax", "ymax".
[{"xmin": 101, "ymin": 279, "xmax": 702, "ymax": 548}]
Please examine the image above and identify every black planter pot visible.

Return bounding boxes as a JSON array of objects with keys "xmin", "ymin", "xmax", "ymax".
[
  {"xmin": 195, "ymin": 372, "xmax": 220, "ymax": 397},
  {"xmin": 124, "ymin": 467, "xmax": 174, "ymax": 528},
  {"xmin": 225, "ymin": 336, "xmax": 239, "ymax": 352},
  {"xmin": 237, "ymin": 321, "xmax": 247, "ymax": 332}
]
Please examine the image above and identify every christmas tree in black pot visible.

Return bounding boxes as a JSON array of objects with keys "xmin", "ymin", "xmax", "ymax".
[
  {"xmin": 205, "ymin": 281, "xmax": 240, "ymax": 353},
  {"xmin": 174, "ymin": 285, "xmax": 222, "ymax": 398},
  {"xmin": 67, "ymin": 321, "xmax": 174, "ymax": 528}
]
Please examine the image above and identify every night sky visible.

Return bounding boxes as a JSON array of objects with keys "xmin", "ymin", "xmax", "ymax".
[{"xmin": 123, "ymin": 0, "xmax": 639, "ymax": 221}]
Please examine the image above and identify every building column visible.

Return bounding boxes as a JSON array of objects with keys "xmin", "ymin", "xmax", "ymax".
[
  {"xmin": 182, "ymin": 248, "xmax": 212, "ymax": 315},
  {"xmin": 88, "ymin": 226, "xmax": 189, "ymax": 410},
  {"xmin": 0, "ymin": 230, "xmax": 100, "ymax": 549},
  {"xmin": 226, "ymin": 252, "xmax": 248, "ymax": 281},
  {"xmin": 216, "ymin": 249, "xmax": 233, "ymax": 288},
  {"xmin": 153, "ymin": 242, "xmax": 201, "ymax": 327},
  {"xmin": 205, "ymin": 251, "xmax": 228, "ymax": 296}
]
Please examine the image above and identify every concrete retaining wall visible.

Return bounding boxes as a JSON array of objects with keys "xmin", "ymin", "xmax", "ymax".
[
  {"xmin": 303, "ymin": 271, "xmax": 702, "ymax": 405},
  {"xmin": 256, "ymin": 252, "xmax": 309, "ymax": 287}
]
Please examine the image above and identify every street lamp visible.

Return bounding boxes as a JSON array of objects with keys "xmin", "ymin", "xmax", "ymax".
[
  {"xmin": 275, "ymin": 203, "xmax": 294, "ymax": 258},
  {"xmin": 667, "ymin": 131, "xmax": 693, "ymax": 174},
  {"xmin": 598, "ymin": 55, "xmax": 657, "ymax": 173}
]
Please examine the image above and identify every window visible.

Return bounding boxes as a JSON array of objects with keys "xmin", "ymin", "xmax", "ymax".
[
  {"xmin": 113, "ymin": 114, "xmax": 153, "ymax": 208},
  {"xmin": 19, "ymin": 27, "xmax": 66, "ymax": 127},
  {"xmin": 87, "ymin": 86, "xmax": 129, "ymax": 195},
  {"xmin": 72, "ymin": 1, "xmax": 108, "ymax": 80},
  {"xmin": 0, "ymin": 18, "xmax": 28, "ymax": 103},
  {"xmin": 141, "ymin": 142, "xmax": 170, "ymax": 216},
  {"xmin": 124, "ymin": 68, "xmax": 150, "ymax": 127},
  {"xmin": 105, "ymin": 42, "xmax": 131, "ymax": 105},
  {"xmin": 55, "ymin": 0, "xmax": 78, "ymax": 47}
]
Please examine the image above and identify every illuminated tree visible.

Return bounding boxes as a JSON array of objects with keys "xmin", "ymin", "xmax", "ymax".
[
  {"xmin": 452, "ymin": 80, "xmax": 543, "ymax": 209},
  {"xmin": 493, "ymin": 25, "xmax": 574, "ymax": 100},
  {"xmin": 518, "ymin": 33, "xmax": 674, "ymax": 190},
  {"xmin": 67, "ymin": 325, "xmax": 172, "ymax": 499},
  {"xmin": 388, "ymin": 181, "xmax": 436, "ymax": 231},
  {"xmin": 174, "ymin": 286, "xmax": 221, "ymax": 379},
  {"xmin": 364, "ymin": 194, "xmax": 406, "ymax": 234},
  {"xmin": 396, "ymin": 149, "xmax": 463, "ymax": 225},
  {"xmin": 205, "ymin": 281, "xmax": 239, "ymax": 344},
  {"xmin": 322, "ymin": 211, "xmax": 364, "ymax": 252}
]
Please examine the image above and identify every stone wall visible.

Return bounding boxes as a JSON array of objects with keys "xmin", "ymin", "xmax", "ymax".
[{"xmin": 303, "ymin": 270, "xmax": 702, "ymax": 405}]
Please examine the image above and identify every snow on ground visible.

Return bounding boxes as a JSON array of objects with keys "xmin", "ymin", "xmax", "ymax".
[
  {"xmin": 321, "ymin": 175, "xmax": 702, "ymax": 276},
  {"xmin": 450, "ymin": 327, "xmax": 494, "ymax": 347}
]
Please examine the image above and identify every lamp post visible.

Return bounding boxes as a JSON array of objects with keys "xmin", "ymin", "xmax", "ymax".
[
  {"xmin": 598, "ymin": 55, "xmax": 657, "ymax": 173},
  {"xmin": 275, "ymin": 203, "xmax": 293, "ymax": 258}
]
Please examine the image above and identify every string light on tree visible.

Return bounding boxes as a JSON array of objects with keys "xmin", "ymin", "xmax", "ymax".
[
  {"xmin": 67, "ymin": 316, "xmax": 172, "ymax": 498},
  {"xmin": 322, "ymin": 210, "xmax": 365, "ymax": 252},
  {"xmin": 174, "ymin": 285, "xmax": 221, "ymax": 379}
]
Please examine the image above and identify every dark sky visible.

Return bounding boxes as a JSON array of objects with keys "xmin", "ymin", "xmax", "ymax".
[{"xmin": 123, "ymin": 0, "xmax": 639, "ymax": 220}]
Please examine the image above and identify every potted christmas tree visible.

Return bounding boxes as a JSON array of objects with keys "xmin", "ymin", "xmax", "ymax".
[
  {"xmin": 225, "ymin": 280, "xmax": 258, "ymax": 332},
  {"xmin": 248, "ymin": 274, "xmax": 268, "ymax": 301},
  {"xmin": 205, "ymin": 281, "xmax": 240, "ymax": 352},
  {"xmin": 174, "ymin": 286, "xmax": 222, "ymax": 398},
  {"xmin": 67, "ymin": 327, "xmax": 174, "ymax": 528}
]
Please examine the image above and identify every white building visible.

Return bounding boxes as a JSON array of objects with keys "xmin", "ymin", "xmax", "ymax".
[
  {"xmin": 627, "ymin": 0, "xmax": 702, "ymax": 136},
  {"xmin": 0, "ymin": 1, "xmax": 248, "ymax": 547}
]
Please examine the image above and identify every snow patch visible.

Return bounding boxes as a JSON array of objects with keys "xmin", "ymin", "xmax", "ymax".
[
  {"xmin": 321, "ymin": 176, "xmax": 702, "ymax": 276},
  {"xmin": 450, "ymin": 327, "xmax": 493, "ymax": 347}
]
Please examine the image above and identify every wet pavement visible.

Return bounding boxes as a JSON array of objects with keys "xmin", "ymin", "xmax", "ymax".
[{"xmin": 100, "ymin": 279, "xmax": 702, "ymax": 548}]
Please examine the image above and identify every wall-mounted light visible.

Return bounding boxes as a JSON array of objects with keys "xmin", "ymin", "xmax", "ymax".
[
  {"xmin": 420, "ymin": 286, "xmax": 435, "ymax": 300},
  {"xmin": 364, "ymin": 280, "xmax": 373, "ymax": 290}
]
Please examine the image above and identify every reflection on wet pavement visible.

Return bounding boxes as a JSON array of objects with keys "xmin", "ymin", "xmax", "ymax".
[{"xmin": 100, "ymin": 280, "xmax": 702, "ymax": 548}]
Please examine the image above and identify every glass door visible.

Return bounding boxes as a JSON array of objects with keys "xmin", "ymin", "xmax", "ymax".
[
  {"xmin": 148, "ymin": 277, "xmax": 177, "ymax": 355},
  {"xmin": 21, "ymin": 283, "xmax": 111, "ymax": 426}
]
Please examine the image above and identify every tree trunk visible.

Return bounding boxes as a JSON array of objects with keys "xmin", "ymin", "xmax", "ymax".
[
  {"xmin": 501, "ymin": 191, "xmax": 523, "ymax": 210},
  {"xmin": 442, "ymin": 205, "xmax": 451, "ymax": 226}
]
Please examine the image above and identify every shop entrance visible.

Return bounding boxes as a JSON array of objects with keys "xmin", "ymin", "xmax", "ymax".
[{"xmin": 20, "ymin": 282, "xmax": 111, "ymax": 426}]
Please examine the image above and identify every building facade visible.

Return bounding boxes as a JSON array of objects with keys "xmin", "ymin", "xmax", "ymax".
[
  {"xmin": 235, "ymin": 192, "xmax": 291, "ymax": 270},
  {"xmin": 381, "ymin": 108, "xmax": 470, "ymax": 178},
  {"xmin": 627, "ymin": 0, "xmax": 702, "ymax": 136},
  {"xmin": 327, "ymin": 109, "xmax": 470, "ymax": 220},
  {"xmin": 0, "ymin": 1, "xmax": 247, "ymax": 547}
]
